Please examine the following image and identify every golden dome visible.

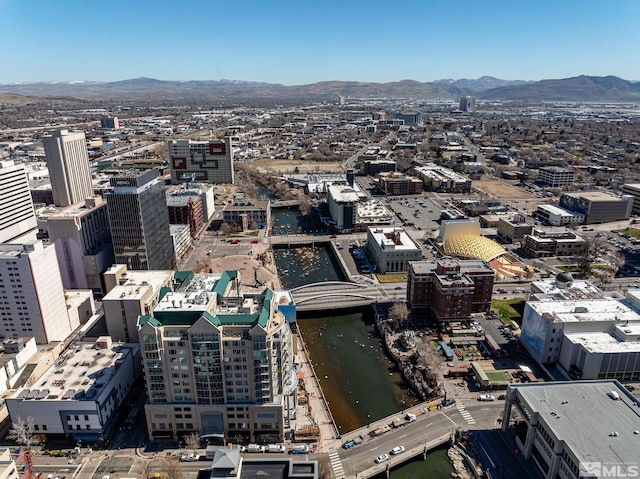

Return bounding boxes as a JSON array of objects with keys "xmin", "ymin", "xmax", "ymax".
[{"xmin": 443, "ymin": 234, "xmax": 506, "ymax": 262}]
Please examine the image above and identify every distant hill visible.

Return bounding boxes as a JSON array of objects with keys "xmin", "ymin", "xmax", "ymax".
[
  {"xmin": 480, "ymin": 75, "xmax": 640, "ymax": 101},
  {"xmin": 435, "ymin": 76, "xmax": 531, "ymax": 91},
  {"xmin": 0, "ymin": 75, "xmax": 638, "ymax": 103}
]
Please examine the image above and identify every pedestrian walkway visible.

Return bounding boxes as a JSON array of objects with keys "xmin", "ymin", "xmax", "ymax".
[
  {"xmin": 457, "ymin": 403, "xmax": 476, "ymax": 425},
  {"xmin": 440, "ymin": 410, "xmax": 459, "ymax": 429},
  {"xmin": 328, "ymin": 450, "xmax": 346, "ymax": 479}
]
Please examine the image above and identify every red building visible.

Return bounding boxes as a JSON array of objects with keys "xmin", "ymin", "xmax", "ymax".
[
  {"xmin": 407, "ymin": 258, "xmax": 494, "ymax": 323},
  {"xmin": 167, "ymin": 195, "xmax": 204, "ymax": 237}
]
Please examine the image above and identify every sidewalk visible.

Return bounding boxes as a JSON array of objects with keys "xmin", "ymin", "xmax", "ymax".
[{"xmin": 294, "ymin": 333, "xmax": 340, "ymax": 453}]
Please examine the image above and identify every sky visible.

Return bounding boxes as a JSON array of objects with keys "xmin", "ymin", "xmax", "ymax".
[{"xmin": 1, "ymin": 0, "xmax": 639, "ymax": 85}]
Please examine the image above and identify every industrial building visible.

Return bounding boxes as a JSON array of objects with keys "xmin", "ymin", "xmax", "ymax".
[{"xmin": 138, "ymin": 271, "xmax": 297, "ymax": 443}]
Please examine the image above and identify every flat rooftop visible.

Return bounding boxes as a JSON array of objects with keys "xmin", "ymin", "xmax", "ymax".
[
  {"xmin": 564, "ymin": 331, "xmax": 640, "ymax": 353},
  {"xmin": 15, "ymin": 340, "xmax": 138, "ymax": 402},
  {"xmin": 103, "ymin": 269, "xmax": 173, "ymax": 302},
  {"xmin": 564, "ymin": 191, "xmax": 629, "ymax": 201},
  {"xmin": 368, "ymin": 227, "xmax": 420, "ymax": 251},
  {"xmin": 530, "ymin": 298, "xmax": 639, "ymax": 323},
  {"xmin": 536, "ymin": 204, "xmax": 583, "ymax": 216},
  {"xmin": 512, "ymin": 381, "xmax": 640, "ymax": 466}
]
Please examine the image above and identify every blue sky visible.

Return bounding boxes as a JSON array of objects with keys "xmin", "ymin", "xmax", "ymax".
[{"xmin": 1, "ymin": 0, "xmax": 638, "ymax": 85}]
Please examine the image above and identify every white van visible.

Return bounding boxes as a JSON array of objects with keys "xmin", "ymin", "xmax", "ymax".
[
  {"xmin": 478, "ymin": 394, "xmax": 495, "ymax": 401},
  {"xmin": 247, "ymin": 444, "xmax": 265, "ymax": 453}
]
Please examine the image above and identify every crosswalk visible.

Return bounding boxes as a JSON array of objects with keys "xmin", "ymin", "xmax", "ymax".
[
  {"xmin": 457, "ymin": 403, "xmax": 476, "ymax": 425},
  {"xmin": 329, "ymin": 450, "xmax": 345, "ymax": 478}
]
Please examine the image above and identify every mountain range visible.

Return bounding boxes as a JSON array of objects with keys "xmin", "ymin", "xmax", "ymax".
[{"xmin": 0, "ymin": 75, "xmax": 639, "ymax": 104}]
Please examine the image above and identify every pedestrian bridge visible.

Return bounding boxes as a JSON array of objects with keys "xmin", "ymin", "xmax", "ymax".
[{"xmin": 290, "ymin": 281, "xmax": 403, "ymax": 312}]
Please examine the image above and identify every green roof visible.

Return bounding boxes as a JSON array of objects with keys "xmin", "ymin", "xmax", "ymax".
[
  {"xmin": 158, "ymin": 286, "xmax": 172, "ymax": 302},
  {"xmin": 139, "ymin": 315, "xmax": 161, "ymax": 327},
  {"xmin": 213, "ymin": 271, "xmax": 238, "ymax": 296},
  {"xmin": 258, "ymin": 289, "xmax": 274, "ymax": 328},
  {"xmin": 174, "ymin": 270, "xmax": 195, "ymax": 286}
]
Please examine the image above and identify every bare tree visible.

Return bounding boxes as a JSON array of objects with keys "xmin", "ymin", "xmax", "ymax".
[
  {"xmin": 140, "ymin": 461, "xmax": 154, "ymax": 479},
  {"xmin": 389, "ymin": 302, "xmax": 409, "ymax": 330},
  {"xmin": 8, "ymin": 416, "xmax": 37, "ymax": 479},
  {"xmin": 163, "ymin": 459, "xmax": 184, "ymax": 479},
  {"xmin": 184, "ymin": 432, "xmax": 201, "ymax": 454}
]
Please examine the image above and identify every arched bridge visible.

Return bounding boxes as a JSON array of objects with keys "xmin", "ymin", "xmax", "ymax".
[{"xmin": 290, "ymin": 281, "xmax": 404, "ymax": 312}]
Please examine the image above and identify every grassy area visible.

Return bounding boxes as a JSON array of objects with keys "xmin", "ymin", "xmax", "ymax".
[
  {"xmin": 491, "ymin": 298, "xmax": 525, "ymax": 325},
  {"xmin": 376, "ymin": 273, "xmax": 407, "ymax": 283},
  {"xmin": 618, "ymin": 227, "xmax": 640, "ymax": 239},
  {"xmin": 557, "ymin": 265, "xmax": 580, "ymax": 273},
  {"xmin": 486, "ymin": 371, "xmax": 511, "ymax": 382}
]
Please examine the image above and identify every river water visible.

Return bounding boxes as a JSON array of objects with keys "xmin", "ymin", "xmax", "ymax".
[{"xmin": 271, "ymin": 204, "xmax": 454, "ymax": 478}]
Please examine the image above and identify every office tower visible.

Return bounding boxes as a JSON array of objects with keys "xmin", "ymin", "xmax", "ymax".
[
  {"xmin": 138, "ymin": 271, "xmax": 296, "ymax": 443},
  {"xmin": 43, "ymin": 130, "xmax": 94, "ymax": 207},
  {"xmin": 46, "ymin": 196, "xmax": 114, "ymax": 294},
  {"xmin": 0, "ymin": 160, "xmax": 37, "ymax": 243},
  {"xmin": 459, "ymin": 96, "xmax": 476, "ymax": 112},
  {"xmin": 100, "ymin": 116, "xmax": 120, "ymax": 129},
  {"xmin": 0, "ymin": 241, "xmax": 76, "ymax": 343},
  {"xmin": 168, "ymin": 138, "xmax": 234, "ymax": 185},
  {"xmin": 105, "ymin": 169, "xmax": 173, "ymax": 270}
]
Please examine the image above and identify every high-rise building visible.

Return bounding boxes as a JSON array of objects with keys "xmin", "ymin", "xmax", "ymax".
[
  {"xmin": 168, "ymin": 138, "xmax": 234, "ymax": 185},
  {"xmin": 100, "ymin": 116, "xmax": 120, "ymax": 129},
  {"xmin": 0, "ymin": 241, "xmax": 77, "ymax": 343},
  {"xmin": 138, "ymin": 271, "xmax": 297, "ymax": 443},
  {"xmin": 46, "ymin": 196, "xmax": 114, "ymax": 294},
  {"xmin": 105, "ymin": 169, "xmax": 173, "ymax": 270},
  {"xmin": 0, "ymin": 160, "xmax": 37, "ymax": 243},
  {"xmin": 42, "ymin": 130, "xmax": 94, "ymax": 207},
  {"xmin": 459, "ymin": 96, "xmax": 476, "ymax": 112}
]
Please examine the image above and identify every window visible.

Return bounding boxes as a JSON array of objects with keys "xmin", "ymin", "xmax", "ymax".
[{"xmin": 42, "ymin": 425, "xmax": 47, "ymax": 431}]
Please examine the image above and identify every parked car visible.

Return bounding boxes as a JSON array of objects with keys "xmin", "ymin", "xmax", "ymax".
[
  {"xmin": 251, "ymin": 239, "xmax": 259, "ymax": 243},
  {"xmin": 390, "ymin": 446, "xmax": 405, "ymax": 455},
  {"xmin": 497, "ymin": 394, "xmax": 506, "ymax": 400},
  {"xmin": 290, "ymin": 445, "xmax": 309, "ymax": 454},
  {"xmin": 375, "ymin": 453, "xmax": 389, "ymax": 463},
  {"xmin": 230, "ymin": 239, "xmax": 240, "ymax": 244},
  {"xmin": 247, "ymin": 444, "xmax": 265, "ymax": 453}
]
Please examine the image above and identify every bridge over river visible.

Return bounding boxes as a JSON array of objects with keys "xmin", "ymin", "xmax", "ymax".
[{"xmin": 290, "ymin": 281, "xmax": 405, "ymax": 312}]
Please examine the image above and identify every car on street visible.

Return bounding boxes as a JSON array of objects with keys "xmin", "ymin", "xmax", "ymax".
[
  {"xmin": 230, "ymin": 239, "xmax": 240, "ymax": 244},
  {"xmin": 478, "ymin": 394, "xmax": 496, "ymax": 401},
  {"xmin": 329, "ymin": 234, "xmax": 337, "ymax": 238},
  {"xmin": 497, "ymin": 394, "xmax": 506, "ymax": 400},
  {"xmin": 180, "ymin": 453, "xmax": 200, "ymax": 462},
  {"xmin": 251, "ymin": 239, "xmax": 259, "ymax": 243},
  {"xmin": 375, "ymin": 453, "xmax": 389, "ymax": 463},
  {"xmin": 390, "ymin": 446, "xmax": 405, "ymax": 455}
]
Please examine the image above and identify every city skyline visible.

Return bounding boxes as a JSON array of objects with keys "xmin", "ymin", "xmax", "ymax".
[{"xmin": 1, "ymin": 0, "xmax": 638, "ymax": 85}]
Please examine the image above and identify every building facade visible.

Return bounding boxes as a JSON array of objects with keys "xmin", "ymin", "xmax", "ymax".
[
  {"xmin": 46, "ymin": 196, "xmax": 114, "ymax": 294},
  {"xmin": 366, "ymin": 227, "xmax": 422, "ymax": 273},
  {"xmin": 501, "ymin": 380, "xmax": 640, "ymax": 479},
  {"xmin": 559, "ymin": 191, "xmax": 633, "ymax": 224},
  {"xmin": 168, "ymin": 138, "xmax": 234, "ymax": 185},
  {"xmin": 138, "ymin": 271, "xmax": 297, "ymax": 443},
  {"xmin": 413, "ymin": 163, "xmax": 472, "ymax": 193},
  {"xmin": 620, "ymin": 183, "xmax": 640, "ymax": 216},
  {"xmin": 407, "ymin": 258, "xmax": 494, "ymax": 322},
  {"xmin": 536, "ymin": 166, "xmax": 575, "ymax": 188},
  {"xmin": 496, "ymin": 216, "xmax": 533, "ymax": 244},
  {"xmin": 0, "ymin": 241, "xmax": 76, "ymax": 344},
  {"xmin": 5, "ymin": 338, "xmax": 141, "ymax": 444},
  {"xmin": 534, "ymin": 204, "xmax": 585, "ymax": 226},
  {"xmin": 377, "ymin": 172, "xmax": 423, "ymax": 196},
  {"xmin": 327, "ymin": 185, "xmax": 360, "ymax": 232},
  {"xmin": 522, "ymin": 230, "xmax": 587, "ymax": 258},
  {"xmin": 364, "ymin": 160, "xmax": 396, "ymax": 176},
  {"xmin": 0, "ymin": 160, "xmax": 37, "ymax": 243},
  {"xmin": 105, "ymin": 169, "xmax": 173, "ymax": 270},
  {"xmin": 42, "ymin": 130, "xmax": 94, "ymax": 207},
  {"xmin": 459, "ymin": 96, "xmax": 476, "ymax": 112},
  {"xmin": 222, "ymin": 199, "xmax": 271, "ymax": 232}
]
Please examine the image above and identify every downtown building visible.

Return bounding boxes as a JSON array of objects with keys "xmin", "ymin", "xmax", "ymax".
[
  {"xmin": 105, "ymin": 169, "xmax": 173, "ymax": 270},
  {"xmin": 42, "ymin": 130, "xmax": 94, "ymax": 207},
  {"xmin": 168, "ymin": 138, "xmax": 234, "ymax": 185},
  {"xmin": 0, "ymin": 160, "xmax": 37, "ymax": 243},
  {"xmin": 407, "ymin": 258, "xmax": 494, "ymax": 322},
  {"xmin": 138, "ymin": 271, "xmax": 297, "ymax": 443}
]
